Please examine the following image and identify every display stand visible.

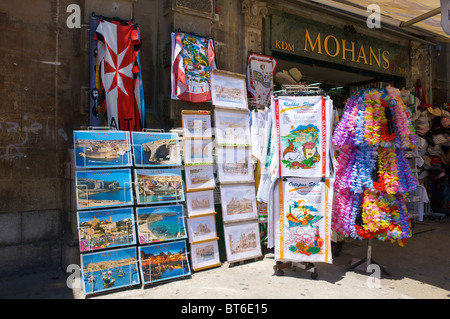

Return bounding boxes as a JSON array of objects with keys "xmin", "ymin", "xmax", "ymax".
[
  {"xmin": 273, "ymin": 261, "xmax": 318, "ymax": 280},
  {"xmin": 346, "ymin": 239, "xmax": 391, "ymax": 276}
]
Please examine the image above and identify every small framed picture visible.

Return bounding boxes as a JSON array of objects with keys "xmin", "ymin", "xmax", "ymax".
[
  {"xmin": 131, "ymin": 131, "xmax": 181, "ymax": 167},
  {"xmin": 184, "ymin": 165, "xmax": 216, "ymax": 192},
  {"xmin": 216, "ymin": 146, "xmax": 254, "ymax": 183},
  {"xmin": 185, "ymin": 190, "xmax": 215, "ymax": 217},
  {"xmin": 187, "ymin": 213, "xmax": 218, "ymax": 243},
  {"xmin": 214, "ymin": 109, "xmax": 250, "ymax": 147},
  {"xmin": 220, "ymin": 183, "xmax": 258, "ymax": 223},
  {"xmin": 190, "ymin": 240, "xmax": 221, "ymax": 271},
  {"xmin": 223, "ymin": 221, "xmax": 262, "ymax": 263},
  {"xmin": 211, "ymin": 69, "xmax": 248, "ymax": 110},
  {"xmin": 183, "ymin": 138, "xmax": 213, "ymax": 165},
  {"xmin": 181, "ymin": 111, "xmax": 212, "ymax": 139}
]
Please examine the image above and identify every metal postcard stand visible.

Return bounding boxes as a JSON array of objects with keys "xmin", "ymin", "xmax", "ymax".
[{"xmin": 272, "ymin": 84, "xmax": 327, "ymax": 280}]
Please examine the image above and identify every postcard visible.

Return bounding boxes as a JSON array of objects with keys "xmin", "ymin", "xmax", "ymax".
[
  {"xmin": 214, "ymin": 109, "xmax": 251, "ymax": 147},
  {"xmin": 220, "ymin": 183, "xmax": 258, "ymax": 223},
  {"xmin": 216, "ymin": 146, "xmax": 254, "ymax": 183},
  {"xmin": 131, "ymin": 132, "xmax": 181, "ymax": 167},
  {"xmin": 185, "ymin": 190, "xmax": 215, "ymax": 217},
  {"xmin": 77, "ymin": 207, "xmax": 136, "ymax": 252},
  {"xmin": 75, "ymin": 169, "xmax": 134, "ymax": 210},
  {"xmin": 184, "ymin": 165, "xmax": 216, "ymax": 192},
  {"xmin": 181, "ymin": 111, "xmax": 212, "ymax": 139},
  {"xmin": 136, "ymin": 205, "xmax": 186, "ymax": 244},
  {"xmin": 183, "ymin": 138, "xmax": 213, "ymax": 165},
  {"xmin": 134, "ymin": 168, "xmax": 185, "ymax": 205},
  {"xmin": 139, "ymin": 240, "xmax": 191, "ymax": 284},
  {"xmin": 223, "ymin": 221, "xmax": 262, "ymax": 263},
  {"xmin": 190, "ymin": 240, "xmax": 221, "ymax": 271},
  {"xmin": 187, "ymin": 213, "xmax": 217, "ymax": 243},
  {"xmin": 81, "ymin": 247, "xmax": 140, "ymax": 295},
  {"xmin": 74, "ymin": 130, "xmax": 132, "ymax": 169},
  {"xmin": 211, "ymin": 69, "xmax": 247, "ymax": 110}
]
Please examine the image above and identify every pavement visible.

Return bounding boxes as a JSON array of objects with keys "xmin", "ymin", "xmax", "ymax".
[{"xmin": 1, "ymin": 216, "xmax": 449, "ymax": 301}]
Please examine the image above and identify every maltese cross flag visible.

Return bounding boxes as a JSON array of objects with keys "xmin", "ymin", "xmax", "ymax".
[{"xmin": 96, "ymin": 19, "xmax": 142, "ymax": 131}]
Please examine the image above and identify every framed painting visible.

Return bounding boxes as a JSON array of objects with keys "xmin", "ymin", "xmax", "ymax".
[
  {"xmin": 181, "ymin": 110, "xmax": 212, "ymax": 139},
  {"xmin": 139, "ymin": 240, "xmax": 191, "ymax": 284},
  {"xmin": 77, "ymin": 207, "xmax": 136, "ymax": 252},
  {"xmin": 223, "ymin": 221, "xmax": 262, "ymax": 263},
  {"xmin": 183, "ymin": 138, "xmax": 213, "ymax": 166},
  {"xmin": 220, "ymin": 183, "xmax": 258, "ymax": 223},
  {"xmin": 75, "ymin": 169, "xmax": 134, "ymax": 210},
  {"xmin": 187, "ymin": 213, "xmax": 218, "ymax": 243},
  {"xmin": 131, "ymin": 132, "xmax": 181, "ymax": 167},
  {"xmin": 136, "ymin": 205, "xmax": 186, "ymax": 244},
  {"xmin": 74, "ymin": 130, "xmax": 132, "ymax": 169},
  {"xmin": 190, "ymin": 240, "xmax": 221, "ymax": 271},
  {"xmin": 216, "ymin": 146, "xmax": 254, "ymax": 183},
  {"xmin": 184, "ymin": 165, "xmax": 215, "ymax": 192},
  {"xmin": 211, "ymin": 69, "xmax": 248, "ymax": 110},
  {"xmin": 81, "ymin": 247, "xmax": 140, "ymax": 295},
  {"xmin": 214, "ymin": 108, "xmax": 250, "ymax": 147},
  {"xmin": 134, "ymin": 168, "xmax": 185, "ymax": 205},
  {"xmin": 185, "ymin": 190, "xmax": 215, "ymax": 217}
]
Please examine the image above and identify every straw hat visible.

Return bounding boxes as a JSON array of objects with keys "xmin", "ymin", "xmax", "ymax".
[
  {"xmin": 275, "ymin": 71, "xmax": 297, "ymax": 85},
  {"xmin": 288, "ymin": 68, "xmax": 302, "ymax": 82},
  {"xmin": 427, "ymin": 107, "xmax": 442, "ymax": 117}
]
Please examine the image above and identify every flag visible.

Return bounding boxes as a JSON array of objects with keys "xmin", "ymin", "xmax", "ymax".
[
  {"xmin": 246, "ymin": 53, "xmax": 277, "ymax": 109},
  {"xmin": 96, "ymin": 19, "xmax": 142, "ymax": 131}
]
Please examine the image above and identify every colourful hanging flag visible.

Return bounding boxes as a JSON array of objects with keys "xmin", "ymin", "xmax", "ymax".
[{"xmin": 246, "ymin": 53, "xmax": 277, "ymax": 108}]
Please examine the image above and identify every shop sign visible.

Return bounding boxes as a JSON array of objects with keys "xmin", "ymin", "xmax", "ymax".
[{"xmin": 267, "ymin": 11, "xmax": 409, "ymax": 78}]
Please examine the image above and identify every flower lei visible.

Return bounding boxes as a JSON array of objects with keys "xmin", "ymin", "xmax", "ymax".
[{"xmin": 332, "ymin": 86, "xmax": 417, "ymax": 246}]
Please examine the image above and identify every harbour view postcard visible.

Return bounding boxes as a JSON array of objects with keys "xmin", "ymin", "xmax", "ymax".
[
  {"xmin": 131, "ymin": 132, "xmax": 182, "ymax": 167},
  {"xmin": 139, "ymin": 240, "xmax": 191, "ymax": 284},
  {"xmin": 135, "ymin": 168, "xmax": 185, "ymax": 205},
  {"xmin": 75, "ymin": 169, "xmax": 134, "ymax": 210},
  {"xmin": 81, "ymin": 247, "xmax": 140, "ymax": 295},
  {"xmin": 74, "ymin": 130, "xmax": 132, "ymax": 169},
  {"xmin": 136, "ymin": 205, "xmax": 186, "ymax": 244},
  {"xmin": 77, "ymin": 207, "xmax": 136, "ymax": 252}
]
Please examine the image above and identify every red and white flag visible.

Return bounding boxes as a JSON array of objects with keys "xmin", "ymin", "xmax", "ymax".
[{"xmin": 96, "ymin": 19, "xmax": 142, "ymax": 131}]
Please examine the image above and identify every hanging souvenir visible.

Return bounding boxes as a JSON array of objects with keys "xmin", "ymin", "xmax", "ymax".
[
  {"xmin": 275, "ymin": 95, "xmax": 333, "ymax": 178},
  {"xmin": 95, "ymin": 18, "xmax": 143, "ymax": 131},
  {"xmin": 274, "ymin": 177, "xmax": 333, "ymax": 263},
  {"xmin": 171, "ymin": 31, "xmax": 216, "ymax": 102},
  {"xmin": 246, "ymin": 53, "xmax": 277, "ymax": 109}
]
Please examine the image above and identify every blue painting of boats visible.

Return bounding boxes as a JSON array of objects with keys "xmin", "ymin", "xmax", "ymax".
[
  {"xmin": 81, "ymin": 247, "xmax": 140, "ymax": 295},
  {"xmin": 139, "ymin": 240, "xmax": 191, "ymax": 284},
  {"xmin": 74, "ymin": 130, "xmax": 132, "ymax": 169},
  {"xmin": 131, "ymin": 132, "xmax": 181, "ymax": 167},
  {"xmin": 76, "ymin": 169, "xmax": 134, "ymax": 210},
  {"xmin": 77, "ymin": 207, "xmax": 137, "ymax": 252}
]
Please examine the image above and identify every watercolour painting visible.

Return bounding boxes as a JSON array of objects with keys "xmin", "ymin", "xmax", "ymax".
[
  {"xmin": 190, "ymin": 240, "xmax": 221, "ymax": 271},
  {"xmin": 187, "ymin": 213, "xmax": 217, "ymax": 243},
  {"xmin": 184, "ymin": 165, "xmax": 215, "ymax": 191},
  {"xmin": 136, "ymin": 205, "xmax": 186, "ymax": 244},
  {"xmin": 220, "ymin": 183, "xmax": 258, "ymax": 223},
  {"xmin": 210, "ymin": 70, "xmax": 247, "ymax": 110},
  {"xmin": 216, "ymin": 147, "xmax": 254, "ymax": 183},
  {"xmin": 223, "ymin": 221, "xmax": 262, "ymax": 263},
  {"xmin": 185, "ymin": 190, "xmax": 215, "ymax": 217},
  {"xmin": 74, "ymin": 130, "xmax": 132, "ymax": 169},
  {"xmin": 75, "ymin": 169, "xmax": 134, "ymax": 210},
  {"xmin": 134, "ymin": 168, "xmax": 184, "ymax": 205},
  {"xmin": 183, "ymin": 138, "xmax": 213, "ymax": 165},
  {"xmin": 181, "ymin": 111, "xmax": 212, "ymax": 139},
  {"xmin": 77, "ymin": 207, "xmax": 136, "ymax": 252},
  {"xmin": 131, "ymin": 132, "xmax": 181, "ymax": 167},
  {"xmin": 81, "ymin": 247, "xmax": 140, "ymax": 295},
  {"xmin": 214, "ymin": 109, "xmax": 251, "ymax": 147},
  {"xmin": 139, "ymin": 240, "xmax": 191, "ymax": 284}
]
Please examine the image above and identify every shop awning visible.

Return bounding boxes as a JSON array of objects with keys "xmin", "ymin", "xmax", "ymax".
[{"xmin": 305, "ymin": 0, "xmax": 450, "ymax": 43}]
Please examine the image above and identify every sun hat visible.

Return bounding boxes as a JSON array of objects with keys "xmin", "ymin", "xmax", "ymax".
[
  {"xmin": 288, "ymin": 68, "xmax": 302, "ymax": 82},
  {"xmin": 427, "ymin": 107, "xmax": 442, "ymax": 117}
]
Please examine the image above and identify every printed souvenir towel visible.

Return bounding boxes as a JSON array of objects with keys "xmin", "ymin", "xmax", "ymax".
[
  {"xmin": 275, "ymin": 96, "xmax": 333, "ymax": 178},
  {"xmin": 171, "ymin": 32, "xmax": 216, "ymax": 102},
  {"xmin": 95, "ymin": 19, "xmax": 142, "ymax": 131},
  {"xmin": 246, "ymin": 53, "xmax": 277, "ymax": 108},
  {"xmin": 274, "ymin": 177, "xmax": 333, "ymax": 263}
]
